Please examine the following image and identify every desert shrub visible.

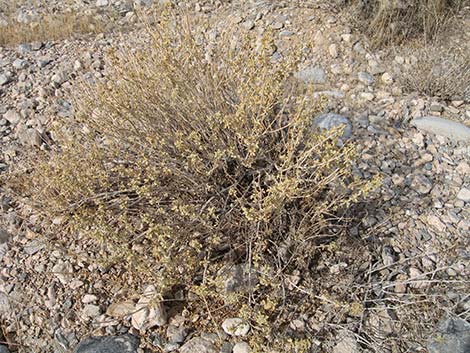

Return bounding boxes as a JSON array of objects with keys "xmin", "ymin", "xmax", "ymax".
[
  {"xmin": 400, "ymin": 44, "xmax": 470, "ymax": 101},
  {"xmin": 0, "ymin": 12, "xmax": 105, "ymax": 46},
  {"xmin": 346, "ymin": 0, "xmax": 467, "ymax": 47},
  {"xmin": 10, "ymin": 10, "xmax": 376, "ymax": 348}
]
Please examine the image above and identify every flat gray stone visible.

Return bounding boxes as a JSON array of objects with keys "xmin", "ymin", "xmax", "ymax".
[
  {"xmin": 74, "ymin": 334, "xmax": 139, "ymax": 353},
  {"xmin": 0, "ymin": 345, "xmax": 10, "ymax": 353},
  {"xmin": 314, "ymin": 113, "xmax": 352, "ymax": 139},
  {"xmin": 428, "ymin": 316, "xmax": 470, "ymax": 353},
  {"xmin": 411, "ymin": 116, "xmax": 470, "ymax": 142},
  {"xmin": 294, "ymin": 65, "xmax": 326, "ymax": 84}
]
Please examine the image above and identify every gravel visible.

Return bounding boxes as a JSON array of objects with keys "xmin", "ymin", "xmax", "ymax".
[{"xmin": 0, "ymin": 1, "xmax": 468, "ymax": 352}]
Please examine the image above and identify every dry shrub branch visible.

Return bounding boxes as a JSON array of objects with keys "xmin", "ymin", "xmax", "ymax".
[
  {"xmin": 0, "ymin": 12, "xmax": 106, "ymax": 46},
  {"xmin": 9, "ymin": 10, "xmax": 377, "ymax": 350},
  {"xmin": 346, "ymin": 0, "xmax": 467, "ymax": 47},
  {"xmin": 400, "ymin": 44, "xmax": 470, "ymax": 101}
]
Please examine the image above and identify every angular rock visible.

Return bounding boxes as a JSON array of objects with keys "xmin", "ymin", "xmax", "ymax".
[
  {"xmin": 166, "ymin": 325, "xmax": 188, "ymax": 344},
  {"xmin": 366, "ymin": 306, "xmax": 395, "ymax": 336},
  {"xmin": 411, "ymin": 117, "xmax": 470, "ymax": 142},
  {"xmin": 0, "ymin": 72, "xmax": 12, "ymax": 86},
  {"xmin": 381, "ymin": 72, "xmax": 393, "ymax": 84},
  {"xmin": 179, "ymin": 337, "xmax": 217, "ymax": 353},
  {"xmin": 0, "ymin": 229, "xmax": 10, "ymax": 244},
  {"xmin": 457, "ymin": 188, "xmax": 470, "ymax": 202},
  {"xmin": 411, "ymin": 174, "xmax": 433, "ymax": 195},
  {"xmin": 428, "ymin": 316, "xmax": 470, "ymax": 353},
  {"xmin": 134, "ymin": 0, "xmax": 154, "ymax": 6},
  {"xmin": 333, "ymin": 330, "xmax": 359, "ymax": 353},
  {"xmin": 106, "ymin": 301, "xmax": 136, "ymax": 318},
  {"xmin": 233, "ymin": 342, "xmax": 250, "ymax": 353},
  {"xmin": 131, "ymin": 285, "xmax": 167, "ymax": 330},
  {"xmin": 4, "ymin": 110, "xmax": 21, "ymax": 125},
  {"xmin": 96, "ymin": 0, "xmax": 109, "ymax": 6},
  {"xmin": 313, "ymin": 113, "xmax": 352, "ymax": 139},
  {"xmin": 0, "ymin": 229, "xmax": 10, "ymax": 261},
  {"xmin": 52, "ymin": 261, "xmax": 74, "ymax": 284},
  {"xmin": 222, "ymin": 318, "xmax": 250, "ymax": 336},
  {"xmin": 74, "ymin": 334, "xmax": 139, "ymax": 353},
  {"xmin": 23, "ymin": 239, "xmax": 45, "ymax": 255},
  {"xmin": 294, "ymin": 65, "xmax": 326, "ymax": 84},
  {"xmin": 0, "ymin": 292, "xmax": 11, "ymax": 314},
  {"xmin": 358, "ymin": 71, "xmax": 375, "ymax": 85},
  {"xmin": 13, "ymin": 59, "xmax": 28, "ymax": 69},
  {"xmin": 81, "ymin": 304, "xmax": 101, "ymax": 319}
]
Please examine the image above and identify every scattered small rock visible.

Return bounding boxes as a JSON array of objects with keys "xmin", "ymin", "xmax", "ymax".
[
  {"xmin": 408, "ymin": 267, "xmax": 429, "ymax": 289},
  {"xmin": 179, "ymin": 337, "xmax": 217, "ymax": 353},
  {"xmin": 52, "ymin": 261, "xmax": 74, "ymax": 284},
  {"xmin": 12, "ymin": 59, "xmax": 28, "ymax": 69},
  {"xmin": 329, "ymin": 44, "xmax": 338, "ymax": 58},
  {"xmin": 96, "ymin": 0, "xmax": 109, "ymax": 6},
  {"xmin": 411, "ymin": 174, "xmax": 433, "ymax": 195},
  {"xmin": 23, "ymin": 239, "xmax": 45, "ymax": 255},
  {"xmin": 333, "ymin": 330, "xmax": 359, "ymax": 353},
  {"xmin": 222, "ymin": 264, "xmax": 258, "ymax": 293},
  {"xmin": 166, "ymin": 325, "xmax": 188, "ymax": 344},
  {"xmin": 106, "ymin": 301, "xmax": 136, "ymax": 318},
  {"xmin": 0, "ymin": 72, "xmax": 12, "ymax": 86},
  {"xmin": 0, "ymin": 292, "xmax": 11, "ymax": 314},
  {"xmin": 82, "ymin": 294, "xmax": 98, "ymax": 304},
  {"xmin": 233, "ymin": 341, "xmax": 250, "ymax": 353},
  {"xmin": 381, "ymin": 72, "xmax": 393, "ymax": 84},
  {"xmin": 81, "ymin": 304, "xmax": 101, "ymax": 319},
  {"xmin": 222, "ymin": 318, "xmax": 250, "ymax": 336},
  {"xmin": 358, "ymin": 71, "xmax": 375, "ymax": 85},
  {"xmin": 457, "ymin": 188, "xmax": 470, "ymax": 202}
]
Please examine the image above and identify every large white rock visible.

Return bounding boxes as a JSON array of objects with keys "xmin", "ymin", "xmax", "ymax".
[{"xmin": 411, "ymin": 116, "xmax": 470, "ymax": 142}]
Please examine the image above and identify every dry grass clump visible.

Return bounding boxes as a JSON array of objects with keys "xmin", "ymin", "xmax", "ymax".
[
  {"xmin": 400, "ymin": 45, "xmax": 470, "ymax": 101},
  {"xmin": 0, "ymin": 11, "xmax": 106, "ymax": 46},
  {"xmin": 10, "ymin": 11, "xmax": 376, "ymax": 349},
  {"xmin": 347, "ymin": 0, "xmax": 467, "ymax": 47}
]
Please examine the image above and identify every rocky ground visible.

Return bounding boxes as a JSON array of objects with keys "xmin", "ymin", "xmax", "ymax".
[{"xmin": 0, "ymin": 1, "xmax": 469, "ymax": 353}]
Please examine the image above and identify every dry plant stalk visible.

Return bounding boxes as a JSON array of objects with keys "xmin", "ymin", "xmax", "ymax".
[
  {"xmin": 347, "ymin": 0, "xmax": 466, "ymax": 47},
  {"xmin": 400, "ymin": 45, "xmax": 470, "ymax": 101},
  {"xmin": 9, "ymin": 10, "xmax": 377, "ymax": 350},
  {"xmin": 0, "ymin": 11, "xmax": 106, "ymax": 46}
]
